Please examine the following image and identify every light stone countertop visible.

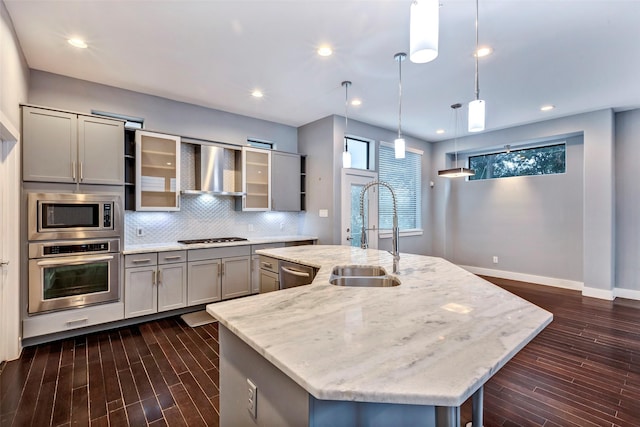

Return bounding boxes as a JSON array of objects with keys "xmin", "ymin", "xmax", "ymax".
[
  {"xmin": 206, "ymin": 245, "xmax": 553, "ymax": 407},
  {"xmin": 122, "ymin": 235, "xmax": 317, "ymax": 255}
]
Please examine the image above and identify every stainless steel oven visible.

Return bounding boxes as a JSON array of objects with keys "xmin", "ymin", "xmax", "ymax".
[
  {"xmin": 28, "ymin": 239, "xmax": 120, "ymax": 314},
  {"xmin": 28, "ymin": 192, "xmax": 122, "ymax": 241}
]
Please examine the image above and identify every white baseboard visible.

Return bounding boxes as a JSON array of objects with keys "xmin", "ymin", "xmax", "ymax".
[
  {"xmin": 460, "ymin": 265, "xmax": 640, "ymax": 302},
  {"xmin": 459, "ymin": 265, "xmax": 583, "ymax": 291},
  {"xmin": 615, "ymin": 287, "xmax": 640, "ymax": 301}
]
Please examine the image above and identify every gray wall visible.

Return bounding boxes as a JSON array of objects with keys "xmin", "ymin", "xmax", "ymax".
[
  {"xmin": 28, "ymin": 70, "xmax": 298, "ymax": 152},
  {"xmin": 431, "ymin": 109, "xmax": 614, "ymax": 292},
  {"xmin": 615, "ymin": 109, "xmax": 640, "ymax": 292},
  {"xmin": 298, "ymin": 114, "xmax": 433, "ymax": 255}
]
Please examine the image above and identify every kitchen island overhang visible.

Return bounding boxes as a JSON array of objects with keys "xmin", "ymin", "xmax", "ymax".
[{"xmin": 207, "ymin": 245, "xmax": 553, "ymax": 426}]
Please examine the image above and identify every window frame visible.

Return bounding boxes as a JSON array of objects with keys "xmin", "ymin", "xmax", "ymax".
[
  {"xmin": 344, "ymin": 135, "xmax": 375, "ymax": 171},
  {"xmin": 378, "ymin": 141, "xmax": 423, "ymax": 238},
  {"xmin": 467, "ymin": 141, "xmax": 567, "ymax": 181}
]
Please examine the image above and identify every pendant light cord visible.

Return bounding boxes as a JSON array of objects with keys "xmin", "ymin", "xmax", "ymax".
[
  {"xmin": 394, "ymin": 53, "xmax": 406, "ymax": 140},
  {"xmin": 474, "ymin": 0, "xmax": 480, "ymax": 101},
  {"xmin": 342, "ymin": 81, "xmax": 351, "ymax": 150}
]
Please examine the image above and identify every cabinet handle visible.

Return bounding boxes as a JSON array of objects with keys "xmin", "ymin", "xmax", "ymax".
[
  {"xmin": 261, "ymin": 262, "xmax": 273, "ymax": 269},
  {"xmin": 157, "ymin": 270, "xmax": 162, "ymax": 284},
  {"xmin": 132, "ymin": 258, "xmax": 152, "ymax": 263},
  {"xmin": 164, "ymin": 256, "xmax": 182, "ymax": 261},
  {"xmin": 72, "ymin": 161, "xmax": 76, "ymax": 180},
  {"xmin": 80, "ymin": 162, "xmax": 84, "ymax": 181},
  {"xmin": 66, "ymin": 317, "xmax": 88, "ymax": 327},
  {"xmin": 221, "ymin": 263, "xmax": 225, "ymax": 276},
  {"xmin": 152, "ymin": 270, "xmax": 156, "ymax": 285}
]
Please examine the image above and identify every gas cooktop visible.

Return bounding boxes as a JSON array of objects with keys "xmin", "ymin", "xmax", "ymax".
[{"xmin": 177, "ymin": 237, "xmax": 248, "ymax": 245}]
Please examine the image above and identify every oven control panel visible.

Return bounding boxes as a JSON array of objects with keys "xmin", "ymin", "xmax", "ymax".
[
  {"xmin": 29, "ymin": 238, "xmax": 120, "ymax": 259},
  {"xmin": 44, "ymin": 241, "xmax": 111, "ymax": 256}
]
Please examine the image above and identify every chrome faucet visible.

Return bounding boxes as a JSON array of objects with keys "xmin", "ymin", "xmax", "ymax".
[{"xmin": 359, "ymin": 180, "xmax": 400, "ymax": 274}]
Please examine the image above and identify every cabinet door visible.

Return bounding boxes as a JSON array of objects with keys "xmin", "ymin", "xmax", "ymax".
[
  {"xmin": 272, "ymin": 152, "xmax": 301, "ymax": 211},
  {"xmin": 135, "ymin": 130, "xmax": 181, "ymax": 211},
  {"xmin": 158, "ymin": 263, "xmax": 187, "ymax": 312},
  {"xmin": 187, "ymin": 259, "xmax": 221, "ymax": 305},
  {"xmin": 78, "ymin": 115, "xmax": 124, "ymax": 185},
  {"xmin": 124, "ymin": 266, "xmax": 157, "ymax": 318},
  {"xmin": 221, "ymin": 256, "xmax": 251, "ymax": 300},
  {"xmin": 22, "ymin": 106, "xmax": 77, "ymax": 183},
  {"xmin": 259, "ymin": 270, "xmax": 279, "ymax": 293},
  {"xmin": 241, "ymin": 147, "xmax": 271, "ymax": 211}
]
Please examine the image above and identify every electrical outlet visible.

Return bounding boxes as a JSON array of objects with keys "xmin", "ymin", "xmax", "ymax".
[
  {"xmin": 493, "ymin": 256, "xmax": 499, "ymax": 264},
  {"xmin": 136, "ymin": 228, "xmax": 144, "ymax": 237},
  {"xmin": 247, "ymin": 379, "xmax": 257, "ymax": 419}
]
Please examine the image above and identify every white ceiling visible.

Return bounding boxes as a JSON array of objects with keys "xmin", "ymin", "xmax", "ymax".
[{"xmin": 5, "ymin": 0, "xmax": 640, "ymax": 142}]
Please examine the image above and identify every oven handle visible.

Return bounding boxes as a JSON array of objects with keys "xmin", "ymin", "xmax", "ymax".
[{"xmin": 36, "ymin": 255, "xmax": 115, "ymax": 267}]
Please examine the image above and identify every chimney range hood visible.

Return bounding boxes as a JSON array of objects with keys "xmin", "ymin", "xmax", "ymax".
[{"xmin": 181, "ymin": 144, "xmax": 245, "ymax": 196}]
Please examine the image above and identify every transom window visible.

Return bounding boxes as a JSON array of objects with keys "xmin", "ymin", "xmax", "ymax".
[
  {"xmin": 345, "ymin": 136, "xmax": 372, "ymax": 170},
  {"xmin": 469, "ymin": 142, "xmax": 566, "ymax": 181}
]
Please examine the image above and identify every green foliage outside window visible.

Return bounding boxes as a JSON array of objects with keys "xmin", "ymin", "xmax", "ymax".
[{"xmin": 469, "ymin": 143, "xmax": 566, "ymax": 180}]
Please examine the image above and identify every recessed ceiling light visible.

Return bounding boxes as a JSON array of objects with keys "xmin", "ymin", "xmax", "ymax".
[
  {"xmin": 350, "ymin": 99, "xmax": 361, "ymax": 106},
  {"xmin": 317, "ymin": 46, "xmax": 333, "ymax": 57},
  {"xmin": 436, "ymin": 129, "xmax": 445, "ymax": 134},
  {"xmin": 251, "ymin": 90, "xmax": 264, "ymax": 98},
  {"xmin": 474, "ymin": 46, "xmax": 493, "ymax": 58},
  {"xmin": 67, "ymin": 38, "xmax": 88, "ymax": 49},
  {"xmin": 540, "ymin": 105, "xmax": 555, "ymax": 111}
]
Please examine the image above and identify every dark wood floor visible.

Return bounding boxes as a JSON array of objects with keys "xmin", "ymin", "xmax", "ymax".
[{"xmin": 1, "ymin": 277, "xmax": 639, "ymax": 427}]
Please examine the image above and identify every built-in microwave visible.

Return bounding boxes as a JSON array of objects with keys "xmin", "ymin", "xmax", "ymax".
[{"xmin": 28, "ymin": 192, "xmax": 122, "ymax": 241}]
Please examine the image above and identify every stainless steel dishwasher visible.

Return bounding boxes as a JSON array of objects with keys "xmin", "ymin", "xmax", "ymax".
[{"xmin": 279, "ymin": 260, "xmax": 316, "ymax": 289}]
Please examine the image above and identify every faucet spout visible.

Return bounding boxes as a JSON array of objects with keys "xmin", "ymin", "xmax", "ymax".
[{"xmin": 359, "ymin": 180, "xmax": 400, "ymax": 274}]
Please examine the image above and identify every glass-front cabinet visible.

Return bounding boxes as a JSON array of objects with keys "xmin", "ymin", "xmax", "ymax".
[
  {"xmin": 240, "ymin": 147, "xmax": 271, "ymax": 211},
  {"xmin": 135, "ymin": 130, "xmax": 181, "ymax": 211}
]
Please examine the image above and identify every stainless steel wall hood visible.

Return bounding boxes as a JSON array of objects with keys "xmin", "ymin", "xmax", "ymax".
[{"xmin": 182, "ymin": 144, "xmax": 245, "ymax": 196}]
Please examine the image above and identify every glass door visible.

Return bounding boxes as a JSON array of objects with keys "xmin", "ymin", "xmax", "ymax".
[
  {"xmin": 135, "ymin": 130, "xmax": 181, "ymax": 211},
  {"xmin": 341, "ymin": 170, "xmax": 378, "ymax": 248},
  {"xmin": 242, "ymin": 147, "xmax": 271, "ymax": 211}
]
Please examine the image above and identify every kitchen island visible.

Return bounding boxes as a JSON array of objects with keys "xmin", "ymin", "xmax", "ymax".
[{"xmin": 207, "ymin": 245, "xmax": 553, "ymax": 427}]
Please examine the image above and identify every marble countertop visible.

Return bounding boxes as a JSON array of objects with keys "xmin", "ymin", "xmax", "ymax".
[
  {"xmin": 122, "ymin": 235, "xmax": 317, "ymax": 254},
  {"xmin": 206, "ymin": 245, "xmax": 553, "ymax": 407}
]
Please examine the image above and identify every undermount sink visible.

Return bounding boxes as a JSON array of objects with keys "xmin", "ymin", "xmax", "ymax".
[
  {"xmin": 330, "ymin": 265, "xmax": 387, "ymax": 277},
  {"xmin": 329, "ymin": 276, "xmax": 401, "ymax": 288}
]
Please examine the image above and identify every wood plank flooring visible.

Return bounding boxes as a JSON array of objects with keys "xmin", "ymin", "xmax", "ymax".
[{"xmin": 1, "ymin": 277, "xmax": 639, "ymax": 426}]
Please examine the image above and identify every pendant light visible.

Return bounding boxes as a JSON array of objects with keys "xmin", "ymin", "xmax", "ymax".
[
  {"xmin": 468, "ymin": 0, "xmax": 485, "ymax": 132},
  {"xmin": 341, "ymin": 81, "xmax": 352, "ymax": 168},
  {"xmin": 409, "ymin": 0, "xmax": 439, "ymax": 64},
  {"xmin": 394, "ymin": 52, "xmax": 407, "ymax": 159},
  {"xmin": 439, "ymin": 103, "xmax": 475, "ymax": 178}
]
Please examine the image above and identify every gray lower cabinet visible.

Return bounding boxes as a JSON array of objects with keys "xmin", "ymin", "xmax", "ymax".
[
  {"xmin": 271, "ymin": 151, "xmax": 301, "ymax": 211},
  {"xmin": 124, "ymin": 251, "xmax": 187, "ymax": 318},
  {"xmin": 250, "ymin": 243, "xmax": 284, "ymax": 294},
  {"xmin": 22, "ymin": 105, "xmax": 124, "ymax": 185},
  {"xmin": 188, "ymin": 245, "xmax": 251, "ymax": 305}
]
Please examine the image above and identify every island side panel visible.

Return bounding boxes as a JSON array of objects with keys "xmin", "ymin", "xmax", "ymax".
[{"xmin": 219, "ymin": 325, "xmax": 310, "ymax": 426}]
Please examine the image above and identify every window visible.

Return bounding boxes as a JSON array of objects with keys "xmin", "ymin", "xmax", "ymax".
[
  {"xmin": 345, "ymin": 136, "xmax": 371, "ymax": 170},
  {"xmin": 469, "ymin": 142, "xmax": 566, "ymax": 181},
  {"xmin": 247, "ymin": 139, "xmax": 273, "ymax": 150},
  {"xmin": 378, "ymin": 143, "xmax": 422, "ymax": 233}
]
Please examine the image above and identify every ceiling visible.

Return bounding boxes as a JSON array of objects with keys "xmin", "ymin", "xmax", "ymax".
[{"xmin": 5, "ymin": 0, "xmax": 640, "ymax": 142}]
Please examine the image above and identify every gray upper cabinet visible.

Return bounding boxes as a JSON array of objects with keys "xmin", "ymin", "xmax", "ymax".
[
  {"xmin": 22, "ymin": 106, "xmax": 124, "ymax": 185},
  {"xmin": 271, "ymin": 151, "xmax": 301, "ymax": 211}
]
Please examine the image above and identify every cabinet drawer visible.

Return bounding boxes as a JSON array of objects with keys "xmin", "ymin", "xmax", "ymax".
[
  {"xmin": 188, "ymin": 245, "xmax": 250, "ymax": 262},
  {"xmin": 158, "ymin": 250, "xmax": 186, "ymax": 264},
  {"xmin": 259, "ymin": 255, "xmax": 279, "ymax": 273},
  {"xmin": 125, "ymin": 253, "xmax": 158, "ymax": 267},
  {"xmin": 22, "ymin": 302, "xmax": 124, "ymax": 339}
]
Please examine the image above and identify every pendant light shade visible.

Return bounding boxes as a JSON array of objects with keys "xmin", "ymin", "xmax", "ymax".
[
  {"xmin": 409, "ymin": 0, "xmax": 439, "ymax": 64},
  {"xmin": 468, "ymin": 0, "xmax": 486, "ymax": 132},
  {"xmin": 439, "ymin": 103, "xmax": 475, "ymax": 178},
  {"xmin": 341, "ymin": 81, "xmax": 352, "ymax": 168},
  {"xmin": 394, "ymin": 53, "xmax": 407, "ymax": 159},
  {"xmin": 468, "ymin": 99, "xmax": 485, "ymax": 132}
]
